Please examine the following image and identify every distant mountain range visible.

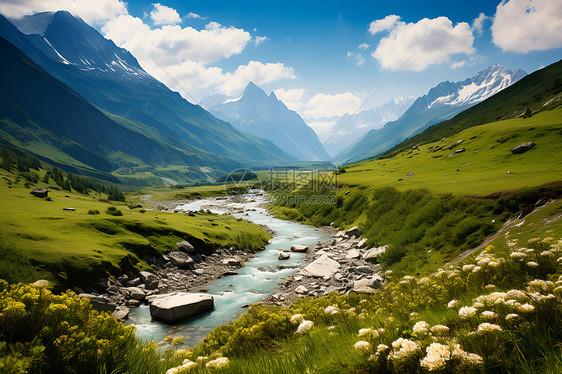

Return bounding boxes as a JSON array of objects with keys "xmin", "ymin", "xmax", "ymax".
[
  {"xmin": 323, "ymin": 97, "xmax": 415, "ymax": 157},
  {"xmin": 0, "ymin": 11, "xmax": 297, "ymax": 184},
  {"xmin": 205, "ymin": 82, "xmax": 330, "ymax": 161},
  {"xmin": 334, "ymin": 65, "xmax": 527, "ymax": 164}
]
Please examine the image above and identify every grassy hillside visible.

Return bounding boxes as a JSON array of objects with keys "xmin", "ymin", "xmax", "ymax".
[
  {"xmin": 0, "ymin": 155, "xmax": 270, "ymax": 290},
  {"xmin": 339, "ymin": 107, "xmax": 562, "ymax": 195}
]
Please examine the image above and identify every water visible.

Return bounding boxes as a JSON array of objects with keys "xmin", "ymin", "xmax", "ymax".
[{"xmin": 127, "ymin": 191, "xmax": 330, "ymax": 346}]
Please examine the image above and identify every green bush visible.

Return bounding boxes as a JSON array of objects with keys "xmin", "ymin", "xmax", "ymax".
[{"xmin": 86, "ymin": 209, "xmax": 100, "ymax": 215}]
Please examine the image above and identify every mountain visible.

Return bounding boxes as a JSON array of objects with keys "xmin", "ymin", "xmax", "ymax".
[
  {"xmin": 380, "ymin": 59, "xmax": 562, "ymax": 159},
  {"xmin": 199, "ymin": 94, "xmax": 232, "ymax": 111},
  {"xmin": 0, "ymin": 36, "xmax": 238, "ymax": 182},
  {"xmin": 0, "ymin": 11, "xmax": 297, "ymax": 175},
  {"xmin": 334, "ymin": 65, "xmax": 527, "ymax": 164},
  {"xmin": 207, "ymin": 82, "xmax": 330, "ymax": 161},
  {"xmin": 323, "ymin": 97, "xmax": 415, "ymax": 157}
]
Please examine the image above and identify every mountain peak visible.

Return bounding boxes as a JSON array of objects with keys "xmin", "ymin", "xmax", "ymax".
[
  {"xmin": 269, "ymin": 91, "xmax": 278, "ymax": 101},
  {"xmin": 242, "ymin": 81, "xmax": 266, "ymax": 97}
]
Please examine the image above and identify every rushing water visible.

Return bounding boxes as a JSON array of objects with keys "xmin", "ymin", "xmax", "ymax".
[{"xmin": 127, "ymin": 191, "xmax": 330, "ymax": 347}]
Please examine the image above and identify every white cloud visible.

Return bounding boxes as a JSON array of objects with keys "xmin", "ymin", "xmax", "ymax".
[
  {"xmin": 304, "ymin": 92, "xmax": 361, "ymax": 119},
  {"xmin": 346, "ymin": 51, "xmax": 365, "ymax": 66},
  {"xmin": 451, "ymin": 60, "xmax": 466, "ymax": 69},
  {"xmin": 217, "ymin": 61, "xmax": 295, "ymax": 95},
  {"xmin": 472, "ymin": 12, "xmax": 488, "ymax": 35},
  {"xmin": 368, "ymin": 15, "xmax": 401, "ymax": 35},
  {"xmin": 0, "ymin": 0, "xmax": 127, "ymax": 24},
  {"xmin": 150, "ymin": 3, "xmax": 181, "ymax": 26},
  {"xmin": 358, "ymin": 42, "xmax": 369, "ymax": 50},
  {"xmin": 273, "ymin": 88, "xmax": 306, "ymax": 111},
  {"xmin": 186, "ymin": 12, "xmax": 205, "ymax": 20},
  {"xmin": 371, "ymin": 16, "xmax": 475, "ymax": 71},
  {"xmin": 491, "ymin": 0, "xmax": 562, "ymax": 53},
  {"xmin": 255, "ymin": 36, "xmax": 268, "ymax": 45}
]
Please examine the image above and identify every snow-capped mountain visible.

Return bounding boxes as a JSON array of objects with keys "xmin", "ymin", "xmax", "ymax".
[
  {"xmin": 208, "ymin": 82, "xmax": 330, "ymax": 161},
  {"xmin": 323, "ymin": 96, "xmax": 415, "ymax": 157},
  {"xmin": 334, "ymin": 65, "xmax": 527, "ymax": 164},
  {"xmin": 0, "ymin": 10, "xmax": 296, "ymax": 168}
]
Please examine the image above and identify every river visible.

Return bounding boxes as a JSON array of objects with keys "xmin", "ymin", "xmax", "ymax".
[{"xmin": 127, "ymin": 191, "xmax": 330, "ymax": 347}]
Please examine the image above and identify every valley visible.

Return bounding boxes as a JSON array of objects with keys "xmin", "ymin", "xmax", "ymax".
[{"xmin": 0, "ymin": 2, "xmax": 561, "ymax": 374}]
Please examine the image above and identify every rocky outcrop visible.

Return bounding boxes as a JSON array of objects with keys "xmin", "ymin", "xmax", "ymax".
[
  {"xmin": 148, "ymin": 293, "xmax": 214, "ymax": 324},
  {"xmin": 363, "ymin": 246, "xmax": 388, "ymax": 262},
  {"xmin": 79, "ymin": 293, "xmax": 116, "ymax": 312},
  {"xmin": 139, "ymin": 271, "xmax": 159, "ymax": 290},
  {"xmin": 511, "ymin": 142, "xmax": 535, "ymax": 154},
  {"xmin": 175, "ymin": 240, "xmax": 195, "ymax": 253},
  {"xmin": 30, "ymin": 188, "xmax": 48, "ymax": 198}
]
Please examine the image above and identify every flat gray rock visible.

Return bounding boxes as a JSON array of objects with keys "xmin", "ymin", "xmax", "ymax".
[
  {"xmin": 148, "ymin": 293, "xmax": 214, "ymax": 324},
  {"xmin": 79, "ymin": 293, "xmax": 116, "ymax": 312},
  {"xmin": 291, "ymin": 245, "xmax": 309, "ymax": 252},
  {"xmin": 167, "ymin": 251, "xmax": 194, "ymax": 269},
  {"xmin": 363, "ymin": 245, "xmax": 388, "ymax": 262},
  {"xmin": 300, "ymin": 254, "xmax": 340, "ymax": 278}
]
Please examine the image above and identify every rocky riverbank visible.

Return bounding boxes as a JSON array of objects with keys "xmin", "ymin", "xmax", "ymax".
[{"xmin": 263, "ymin": 226, "xmax": 388, "ymax": 306}]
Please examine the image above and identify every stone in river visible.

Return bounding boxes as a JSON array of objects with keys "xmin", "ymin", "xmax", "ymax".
[
  {"xmin": 278, "ymin": 252, "xmax": 290, "ymax": 260},
  {"xmin": 300, "ymin": 254, "xmax": 340, "ymax": 278},
  {"xmin": 148, "ymin": 293, "xmax": 214, "ymax": 324},
  {"xmin": 290, "ymin": 245, "xmax": 309, "ymax": 252}
]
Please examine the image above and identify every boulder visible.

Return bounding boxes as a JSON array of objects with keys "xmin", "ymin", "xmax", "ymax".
[
  {"xmin": 357, "ymin": 238, "xmax": 368, "ymax": 248},
  {"xmin": 31, "ymin": 279, "xmax": 50, "ymax": 288},
  {"xmin": 223, "ymin": 258, "xmax": 243, "ymax": 267},
  {"xmin": 167, "ymin": 251, "xmax": 195, "ymax": 269},
  {"xmin": 295, "ymin": 285, "xmax": 309, "ymax": 294},
  {"xmin": 148, "ymin": 293, "xmax": 214, "ymax": 324},
  {"xmin": 353, "ymin": 276, "xmax": 383, "ymax": 293},
  {"xmin": 290, "ymin": 245, "xmax": 309, "ymax": 252},
  {"xmin": 363, "ymin": 246, "xmax": 388, "ymax": 262},
  {"xmin": 30, "ymin": 188, "xmax": 48, "ymax": 198},
  {"xmin": 123, "ymin": 287, "xmax": 146, "ymax": 301},
  {"xmin": 278, "ymin": 252, "xmax": 290, "ymax": 260},
  {"xmin": 454, "ymin": 148, "xmax": 465, "ymax": 154},
  {"xmin": 346, "ymin": 249, "xmax": 361, "ymax": 259},
  {"xmin": 127, "ymin": 277, "xmax": 142, "ymax": 287},
  {"xmin": 345, "ymin": 226, "xmax": 361, "ymax": 238},
  {"xmin": 300, "ymin": 254, "xmax": 341, "ymax": 278},
  {"xmin": 112, "ymin": 306, "xmax": 130, "ymax": 320},
  {"xmin": 139, "ymin": 271, "xmax": 159, "ymax": 290},
  {"xmin": 175, "ymin": 240, "xmax": 195, "ymax": 253},
  {"xmin": 79, "ymin": 293, "xmax": 116, "ymax": 312},
  {"xmin": 511, "ymin": 142, "xmax": 535, "ymax": 154},
  {"xmin": 48, "ymin": 185, "xmax": 61, "ymax": 191}
]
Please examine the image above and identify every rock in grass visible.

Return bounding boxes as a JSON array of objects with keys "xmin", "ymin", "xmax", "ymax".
[
  {"xmin": 30, "ymin": 188, "xmax": 48, "ymax": 198},
  {"xmin": 290, "ymin": 245, "xmax": 309, "ymax": 252},
  {"xmin": 295, "ymin": 285, "xmax": 309, "ymax": 294},
  {"xmin": 31, "ymin": 279, "xmax": 50, "ymax": 288},
  {"xmin": 167, "ymin": 251, "xmax": 195, "ymax": 269},
  {"xmin": 148, "ymin": 293, "xmax": 214, "ymax": 324},
  {"xmin": 345, "ymin": 226, "xmax": 361, "ymax": 237},
  {"xmin": 353, "ymin": 276, "xmax": 383, "ymax": 293},
  {"xmin": 363, "ymin": 246, "xmax": 388, "ymax": 262},
  {"xmin": 511, "ymin": 142, "xmax": 535, "ymax": 154},
  {"xmin": 175, "ymin": 240, "xmax": 195, "ymax": 253}
]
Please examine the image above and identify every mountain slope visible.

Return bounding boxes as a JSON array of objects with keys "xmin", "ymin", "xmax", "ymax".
[
  {"xmin": 208, "ymin": 82, "xmax": 330, "ymax": 161},
  {"xmin": 323, "ymin": 97, "xmax": 415, "ymax": 157},
  {"xmin": 0, "ymin": 11, "xmax": 296, "ymax": 167},
  {"xmin": 334, "ymin": 65, "xmax": 526, "ymax": 164},
  {"xmin": 0, "ymin": 36, "xmax": 239, "ymax": 181}
]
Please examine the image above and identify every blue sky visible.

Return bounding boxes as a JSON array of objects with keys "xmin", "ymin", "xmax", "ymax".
[{"xmin": 1, "ymin": 0, "xmax": 561, "ymax": 130}]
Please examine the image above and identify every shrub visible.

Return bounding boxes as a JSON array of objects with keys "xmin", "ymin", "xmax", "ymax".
[{"xmin": 87, "ymin": 209, "xmax": 100, "ymax": 215}]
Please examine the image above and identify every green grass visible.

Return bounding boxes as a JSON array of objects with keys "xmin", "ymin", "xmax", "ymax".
[
  {"xmin": 339, "ymin": 107, "xmax": 562, "ymax": 196},
  {"xmin": 0, "ymin": 167, "xmax": 270, "ymax": 289}
]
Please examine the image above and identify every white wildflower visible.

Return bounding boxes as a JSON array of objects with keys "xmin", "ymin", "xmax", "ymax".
[
  {"xmin": 459, "ymin": 306, "xmax": 478, "ymax": 319},
  {"xmin": 354, "ymin": 340, "xmax": 371, "ymax": 352},
  {"xmin": 389, "ymin": 338, "xmax": 421, "ymax": 365},
  {"xmin": 290, "ymin": 314, "xmax": 304, "ymax": 324},
  {"xmin": 295, "ymin": 320, "xmax": 314, "ymax": 334},
  {"xmin": 518, "ymin": 303, "xmax": 535, "ymax": 313},
  {"xmin": 477, "ymin": 323, "xmax": 502, "ymax": 333},
  {"xmin": 412, "ymin": 321, "xmax": 430, "ymax": 336},
  {"xmin": 447, "ymin": 299, "xmax": 460, "ymax": 309},
  {"xmin": 510, "ymin": 252, "xmax": 526, "ymax": 259},
  {"xmin": 472, "ymin": 266, "xmax": 482, "ymax": 273},
  {"xmin": 327, "ymin": 325, "xmax": 336, "ymax": 330},
  {"xmin": 377, "ymin": 344, "xmax": 389, "ymax": 353},
  {"xmin": 472, "ymin": 302, "xmax": 485, "ymax": 309},
  {"xmin": 420, "ymin": 343, "xmax": 450, "ymax": 371},
  {"xmin": 481, "ymin": 311, "xmax": 498, "ymax": 319},
  {"xmin": 526, "ymin": 261, "xmax": 539, "ymax": 268},
  {"xmin": 462, "ymin": 264, "xmax": 475, "ymax": 272},
  {"xmin": 505, "ymin": 313, "xmax": 519, "ymax": 321},
  {"xmin": 506, "ymin": 289, "xmax": 528, "ymax": 301},
  {"xmin": 358, "ymin": 328, "xmax": 373, "ymax": 337},
  {"xmin": 205, "ymin": 357, "xmax": 229, "ymax": 369},
  {"xmin": 430, "ymin": 325, "xmax": 450, "ymax": 335}
]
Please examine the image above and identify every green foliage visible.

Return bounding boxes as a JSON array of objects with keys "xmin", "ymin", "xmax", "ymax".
[
  {"xmin": 0, "ymin": 281, "xmax": 166, "ymax": 373},
  {"xmin": 105, "ymin": 207, "xmax": 123, "ymax": 216},
  {"xmin": 86, "ymin": 209, "xmax": 100, "ymax": 215},
  {"xmin": 0, "ymin": 241, "xmax": 39, "ymax": 284},
  {"xmin": 216, "ymin": 171, "xmax": 258, "ymax": 183}
]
